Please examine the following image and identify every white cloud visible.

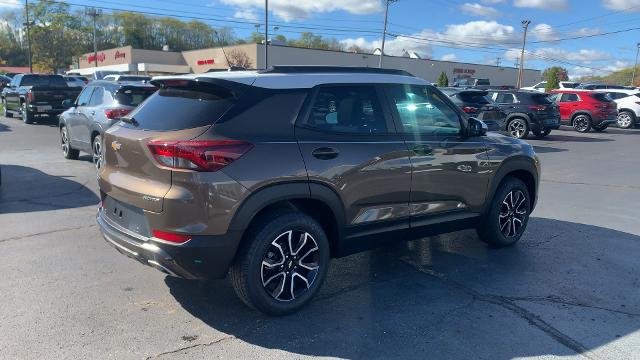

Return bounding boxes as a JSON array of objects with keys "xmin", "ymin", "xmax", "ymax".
[
  {"xmin": 568, "ymin": 61, "xmax": 628, "ymax": 79},
  {"xmin": 530, "ymin": 23, "xmax": 561, "ymax": 42},
  {"xmin": 513, "ymin": 0, "xmax": 569, "ymax": 10},
  {"xmin": 220, "ymin": 0, "xmax": 382, "ymax": 21},
  {"xmin": 341, "ymin": 21, "xmax": 517, "ymax": 59},
  {"xmin": 570, "ymin": 27, "xmax": 602, "ymax": 37},
  {"xmin": 440, "ymin": 53, "xmax": 458, "ymax": 61},
  {"xmin": 503, "ymin": 47, "xmax": 611, "ymax": 65},
  {"xmin": 340, "ymin": 35, "xmax": 433, "ymax": 58},
  {"xmin": 233, "ymin": 9, "xmax": 259, "ymax": 22},
  {"xmin": 602, "ymin": 0, "xmax": 640, "ymax": 11},
  {"xmin": 460, "ymin": 3, "xmax": 501, "ymax": 18},
  {"xmin": 0, "ymin": 0, "xmax": 20, "ymax": 8}
]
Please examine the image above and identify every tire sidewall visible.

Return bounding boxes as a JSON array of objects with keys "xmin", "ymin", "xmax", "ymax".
[
  {"xmin": 93, "ymin": 135, "xmax": 102, "ymax": 168},
  {"xmin": 573, "ymin": 115, "xmax": 591, "ymax": 133},
  {"xmin": 243, "ymin": 213, "xmax": 330, "ymax": 315},
  {"xmin": 483, "ymin": 178, "xmax": 531, "ymax": 247},
  {"xmin": 507, "ymin": 118, "xmax": 529, "ymax": 139},
  {"xmin": 617, "ymin": 111, "xmax": 634, "ymax": 129}
]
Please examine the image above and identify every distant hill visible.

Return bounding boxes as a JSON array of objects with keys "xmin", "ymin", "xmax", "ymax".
[{"xmin": 578, "ymin": 67, "xmax": 638, "ymax": 86}]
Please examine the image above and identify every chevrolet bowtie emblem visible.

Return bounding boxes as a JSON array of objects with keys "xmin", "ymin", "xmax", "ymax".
[{"xmin": 111, "ymin": 141, "xmax": 122, "ymax": 151}]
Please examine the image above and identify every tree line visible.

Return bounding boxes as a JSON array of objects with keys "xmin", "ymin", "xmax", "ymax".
[{"xmin": 0, "ymin": 0, "xmax": 349, "ymax": 73}]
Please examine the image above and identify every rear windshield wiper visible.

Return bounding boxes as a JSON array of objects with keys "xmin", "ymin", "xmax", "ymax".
[{"xmin": 120, "ymin": 116, "xmax": 139, "ymax": 127}]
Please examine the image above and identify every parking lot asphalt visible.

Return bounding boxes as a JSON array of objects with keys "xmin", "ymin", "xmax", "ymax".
[{"xmin": 1, "ymin": 115, "xmax": 639, "ymax": 360}]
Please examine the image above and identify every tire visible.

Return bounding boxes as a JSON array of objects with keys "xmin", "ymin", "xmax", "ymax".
[
  {"xmin": 61, "ymin": 126, "xmax": 79, "ymax": 160},
  {"xmin": 21, "ymin": 102, "xmax": 34, "ymax": 124},
  {"xmin": 477, "ymin": 177, "xmax": 531, "ymax": 248},
  {"xmin": 230, "ymin": 211, "xmax": 330, "ymax": 315},
  {"xmin": 506, "ymin": 118, "xmax": 529, "ymax": 139},
  {"xmin": 92, "ymin": 134, "xmax": 103, "ymax": 170},
  {"xmin": 572, "ymin": 114, "xmax": 592, "ymax": 133},
  {"xmin": 533, "ymin": 127, "xmax": 551, "ymax": 138},
  {"xmin": 2, "ymin": 99, "xmax": 12, "ymax": 118},
  {"xmin": 592, "ymin": 124, "xmax": 608, "ymax": 132},
  {"xmin": 616, "ymin": 111, "xmax": 635, "ymax": 129}
]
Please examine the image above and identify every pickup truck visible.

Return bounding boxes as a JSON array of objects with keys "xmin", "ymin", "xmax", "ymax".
[{"xmin": 1, "ymin": 74, "xmax": 82, "ymax": 124}]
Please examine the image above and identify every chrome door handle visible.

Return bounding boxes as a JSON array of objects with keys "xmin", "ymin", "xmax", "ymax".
[
  {"xmin": 457, "ymin": 165, "xmax": 473, "ymax": 172},
  {"xmin": 312, "ymin": 147, "xmax": 339, "ymax": 160}
]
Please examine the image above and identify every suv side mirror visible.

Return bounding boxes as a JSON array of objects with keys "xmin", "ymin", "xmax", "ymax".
[
  {"xmin": 468, "ymin": 117, "xmax": 487, "ymax": 137},
  {"xmin": 61, "ymin": 99, "xmax": 74, "ymax": 109}
]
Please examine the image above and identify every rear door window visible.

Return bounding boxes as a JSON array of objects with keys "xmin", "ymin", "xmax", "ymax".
[
  {"xmin": 76, "ymin": 86, "xmax": 94, "ymax": 106},
  {"xmin": 560, "ymin": 93, "xmax": 579, "ymax": 102},
  {"xmin": 305, "ymin": 85, "xmax": 389, "ymax": 134},
  {"xmin": 458, "ymin": 92, "xmax": 490, "ymax": 105},
  {"xmin": 530, "ymin": 94, "xmax": 553, "ymax": 104},
  {"xmin": 122, "ymin": 82, "xmax": 236, "ymax": 131},
  {"xmin": 88, "ymin": 87, "xmax": 104, "ymax": 106},
  {"xmin": 590, "ymin": 93, "xmax": 614, "ymax": 102},
  {"xmin": 495, "ymin": 93, "xmax": 515, "ymax": 104}
]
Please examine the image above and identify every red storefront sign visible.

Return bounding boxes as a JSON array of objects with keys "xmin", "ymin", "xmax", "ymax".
[
  {"xmin": 197, "ymin": 59, "xmax": 215, "ymax": 66},
  {"xmin": 115, "ymin": 51, "xmax": 126, "ymax": 60},
  {"xmin": 87, "ymin": 52, "xmax": 106, "ymax": 63}
]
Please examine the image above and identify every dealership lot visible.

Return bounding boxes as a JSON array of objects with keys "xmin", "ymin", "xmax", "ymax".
[{"xmin": 1, "ymin": 116, "xmax": 639, "ymax": 359}]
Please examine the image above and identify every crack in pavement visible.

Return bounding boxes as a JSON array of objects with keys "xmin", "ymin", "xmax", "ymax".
[
  {"xmin": 541, "ymin": 179, "xmax": 640, "ymax": 191},
  {"xmin": 144, "ymin": 335, "xmax": 235, "ymax": 359},
  {"xmin": 507, "ymin": 295, "xmax": 640, "ymax": 318},
  {"xmin": 0, "ymin": 224, "xmax": 98, "ymax": 244},
  {"xmin": 400, "ymin": 257, "xmax": 599, "ymax": 360}
]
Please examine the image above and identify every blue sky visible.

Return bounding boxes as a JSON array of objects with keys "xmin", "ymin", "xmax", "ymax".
[{"xmin": 2, "ymin": 0, "xmax": 639, "ymax": 78}]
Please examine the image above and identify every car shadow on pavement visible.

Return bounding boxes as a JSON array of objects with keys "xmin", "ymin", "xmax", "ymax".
[
  {"xmin": 165, "ymin": 217, "xmax": 639, "ymax": 359},
  {"xmin": 540, "ymin": 133, "xmax": 613, "ymax": 143},
  {"xmin": 532, "ymin": 145, "xmax": 568, "ymax": 154},
  {"xmin": 0, "ymin": 165, "xmax": 98, "ymax": 214},
  {"xmin": 0, "ymin": 122, "xmax": 10, "ymax": 132}
]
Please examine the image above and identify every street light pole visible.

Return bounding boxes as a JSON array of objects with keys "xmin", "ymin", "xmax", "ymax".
[
  {"xmin": 264, "ymin": 0, "xmax": 268, "ymax": 69},
  {"xmin": 85, "ymin": 8, "xmax": 101, "ymax": 67},
  {"xmin": 24, "ymin": 0, "xmax": 32, "ymax": 73},
  {"xmin": 632, "ymin": 43, "xmax": 640, "ymax": 86},
  {"xmin": 379, "ymin": 0, "xmax": 398, "ymax": 68},
  {"xmin": 517, "ymin": 20, "xmax": 531, "ymax": 89}
]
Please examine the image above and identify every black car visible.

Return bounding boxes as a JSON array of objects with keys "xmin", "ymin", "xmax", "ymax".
[
  {"xmin": 439, "ymin": 88, "xmax": 507, "ymax": 131},
  {"xmin": 487, "ymin": 90, "xmax": 560, "ymax": 139}
]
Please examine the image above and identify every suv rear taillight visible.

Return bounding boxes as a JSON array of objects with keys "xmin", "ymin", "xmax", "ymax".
[
  {"xmin": 147, "ymin": 140, "xmax": 253, "ymax": 172},
  {"xmin": 462, "ymin": 106, "xmax": 478, "ymax": 114},
  {"xmin": 528, "ymin": 105, "xmax": 547, "ymax": 111},
  {"xmin": 104, "ymin": 108, "xmax": 131, "ymax": 120}
]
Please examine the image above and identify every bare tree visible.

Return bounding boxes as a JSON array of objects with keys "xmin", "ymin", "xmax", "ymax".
[{"xmin": 227, "ymin": 49, "xmax": 252, "ymax": 69}]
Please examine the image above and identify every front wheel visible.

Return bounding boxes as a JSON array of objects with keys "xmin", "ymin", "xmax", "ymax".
[
  {"xmin": 477, "ymin": 177, "xmax": 531, "ymax": 248},
  {"xmin": 572, "ymin": 114, "xmax": 592, "ymax": 133},
  {"xmin": 230, "ymin": 212, "xmax": 330, "ymax": 315},
  {"xmin": 2, "ymin": 99, "xmax": 12, "ymax": 118},
  {"xmin": 507, "ymin": 118, "xmax": 529, "ymax": 139}
]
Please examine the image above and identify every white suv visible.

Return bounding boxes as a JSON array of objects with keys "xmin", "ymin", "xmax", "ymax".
[
  {"xmin": 521, "ymin": 81, "xmax": 581, "ymax": 93},
  {"xmin": 595, "ymin": 89, "xmax": 640, "ymax": 129}
]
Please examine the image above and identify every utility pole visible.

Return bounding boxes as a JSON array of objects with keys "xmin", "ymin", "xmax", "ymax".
[
  {"xmin": 496, "ymin": 57, "xmax": 501, "ymax": 67},
  {"xmin": 379, "ymin": 0, "xmax": 398, "ymax": 68},
  {"xmin": 85, "ymin": 8, "xmax": 102, "ymax": 67},
  {"xmin": 24, "ymin": 0, "xmax": 32, "ymax": 73},
  {"xmin": 517, "ymin": 20, "xmax": 531, "ymax": 89},
  {"xmin": 632, "ymin": 43, "xmax": 640, "ymax": 86},
  {"xmin": 264, "ymin": 0, "xmax": 268, "ymax": 69}
]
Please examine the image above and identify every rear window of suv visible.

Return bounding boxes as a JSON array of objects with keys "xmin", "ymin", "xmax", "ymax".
[
  {"xmin": 122, "ymin": 82, "xmax": 236, "ymax": 131},
  {"xmin": 590, "ymin": 93, "xmax": 614, "ymax": 102},
  {"xmin": 457, "ymin": 92, "xmax": 490, "ymax": 104}
]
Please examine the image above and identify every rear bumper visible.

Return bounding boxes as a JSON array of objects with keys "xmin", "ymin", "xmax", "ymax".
[{"xmin": 97, "ymin": 208, "xmax": 242, "ymax": 279}]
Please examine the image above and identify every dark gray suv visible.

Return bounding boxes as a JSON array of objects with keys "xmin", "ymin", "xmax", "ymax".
[{"xmin": 97, "ymin": 66, "xmax": 540, "ymax": 315}]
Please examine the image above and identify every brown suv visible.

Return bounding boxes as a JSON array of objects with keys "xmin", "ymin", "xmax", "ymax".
[{"xmin": 96, "ymin": 66, "xmax": 540, "ymax": 315}]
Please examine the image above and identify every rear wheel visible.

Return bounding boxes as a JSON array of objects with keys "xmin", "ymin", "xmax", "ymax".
[
  {"xmin": 61, "ymin": 126, "xmax": 79, "ymax": 160},
  {"xmin": 2, "ymin": 99, "xmax": 12, "ymax": 118},
  {"xmin": 477, "ymin": 177, "xmax": 531, "ymax": 248},
  {"xmin": 572, "ymin": 114, "xmax": 592, "ymax": 133},
  {"xmin": 230, "ymin": 211, "xmax": 330, "ymax": 315},
  {"xmin": 92, "ymin": 134, "xmax": 103, "ymax": 170},
  {"xmin": 616, "ymin": 111, "xmax": 635, "ymax": 129},
  {"xmin": 21, "ymin": 102, "xmax": 34, "ymax": 124},
  {"xmin": 507, "ymin": 118, "xmax": 529, "ymax": 139}
]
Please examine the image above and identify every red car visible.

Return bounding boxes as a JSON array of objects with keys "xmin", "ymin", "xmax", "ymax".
[{"xmin": 549, "ymin": 90, "xmax": 617, "ymax": 132}]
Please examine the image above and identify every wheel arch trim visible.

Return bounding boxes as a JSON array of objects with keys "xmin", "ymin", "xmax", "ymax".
[{"xmin": 483, "ymin": 157, "xmax": 539, "ymax": 215}]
